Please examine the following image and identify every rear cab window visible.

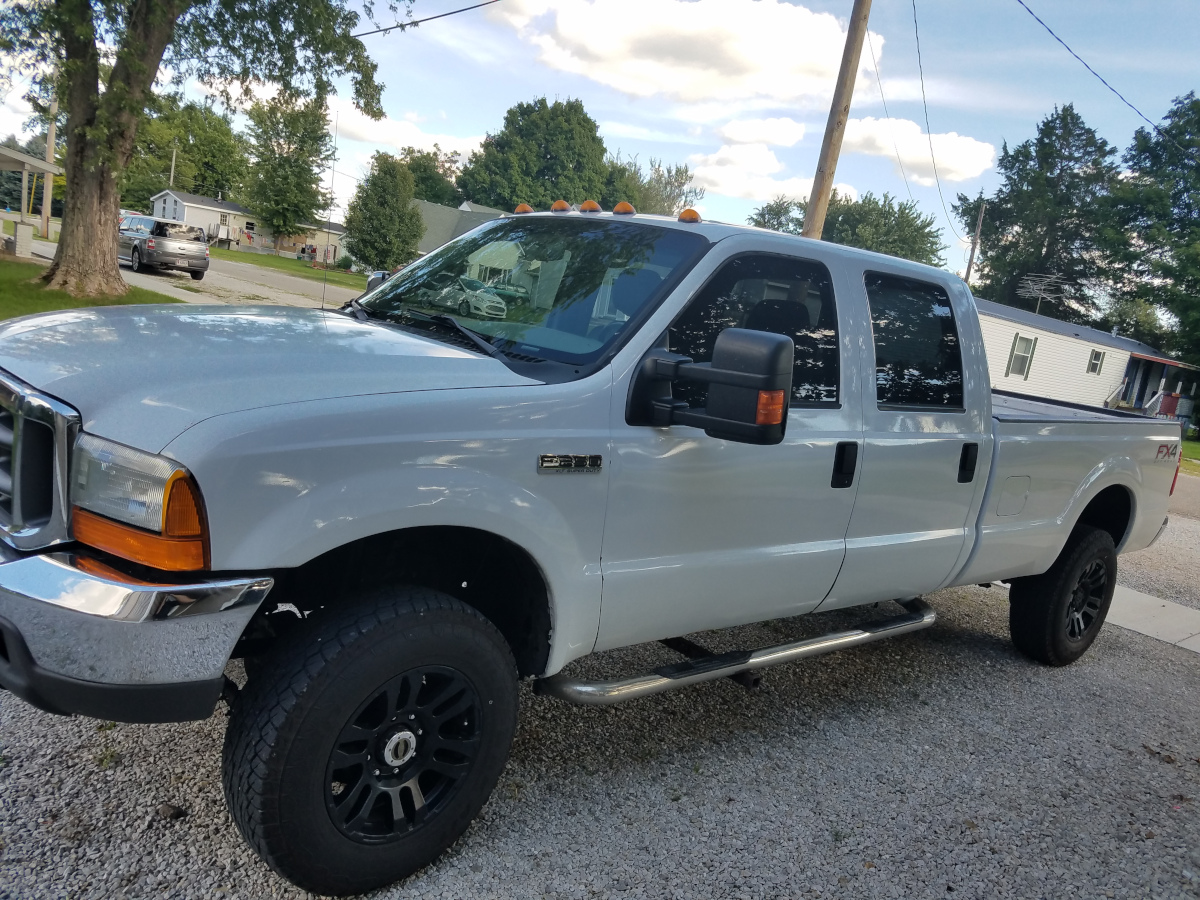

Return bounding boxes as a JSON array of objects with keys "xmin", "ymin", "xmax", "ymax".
[{"xmin": 865, "ymin": 271, "xmax": 964, "ymax": 410}]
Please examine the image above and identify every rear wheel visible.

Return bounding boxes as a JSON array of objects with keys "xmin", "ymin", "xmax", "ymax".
[
  {"xmin": 222, "ymin": 589, "xmax": 518, "ymax": 896},
  {"xmin": 130, "ymin": 248, "xmax": 142, "ymax": 272},
  {"xmin": 191, "ymin": 270, "xmax": 205, "ymax": 281},
  {"xmin": 1009, "ymin": 525, "xmax": 1117, "ymax": 666}
]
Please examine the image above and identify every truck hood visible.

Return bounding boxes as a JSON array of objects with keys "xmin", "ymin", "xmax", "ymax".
[{"xmin": 0, "ymin": 305, "xmax": 540, "ymax": 451}]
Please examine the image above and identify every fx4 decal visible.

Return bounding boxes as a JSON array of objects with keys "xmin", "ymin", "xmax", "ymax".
[{"xmin": 1156, "ymin": 443, "xmax": 1179, "ymax": 461}]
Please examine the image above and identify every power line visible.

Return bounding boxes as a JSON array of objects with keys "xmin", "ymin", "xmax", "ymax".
[
  {"xmin": 352, "ymin": 0, "xmax": 504, "ymax": 39},
  {"xmin": 1012, "ymin": 0, "xmax": 1197, "ymax": 163},
  {"xmin": 910, "ymin": 0, "xmax": 964, "ymax": 243},
  {"xmin": 865, "ymin": 29, "xmax": 913, "ymax": 201}
]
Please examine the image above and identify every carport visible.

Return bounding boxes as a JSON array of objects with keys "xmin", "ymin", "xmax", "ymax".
[{"xmin": 0, "ymin": 146, "xmax": 64, "ymax": 257}]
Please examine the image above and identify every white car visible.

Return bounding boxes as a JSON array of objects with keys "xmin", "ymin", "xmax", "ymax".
[{"xmin": 424, "ymin": 274, "xmax": 508, "ymax": 319}]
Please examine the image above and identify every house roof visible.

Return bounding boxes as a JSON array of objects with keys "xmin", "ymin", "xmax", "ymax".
[
  {"xmin": 150, "ymin": 189, "xmax": 252, "ymax": 215},
  {"xmin": 0, "ymin": 146, "xmax": 62, "ymax": 175},
  {"xmin": 300, "ymin": 221, "xmax": 346, "ymax": 235},
  {"xmin": 973, "ymin": 298, "xmax": 1199, "ymax": 371}
]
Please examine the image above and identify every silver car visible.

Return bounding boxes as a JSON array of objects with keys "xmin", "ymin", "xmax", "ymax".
[
  {"xmin": 420, "ymin": 274, "xmax": 508, "ymax": 319},
  {"xmin": 118, "ymin": 215, "xmax": 210, "ymax": 281}
]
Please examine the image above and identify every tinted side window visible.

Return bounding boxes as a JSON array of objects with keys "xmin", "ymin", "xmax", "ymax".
[
  {"xmin": 865, "ymin": 272, "xmax": 963, "ymax": 409},
  {"xmin": 670, "ymin": 254, "xmax": 839, "ymax": 407}
]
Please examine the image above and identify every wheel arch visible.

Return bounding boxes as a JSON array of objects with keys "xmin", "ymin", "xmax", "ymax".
[
  {"xmin": 1070, "ymin": 483, "xmax": 1134, "ymax": 550},
  {"xmin": 246, "ymin": 525, "xmax": 553, "ymax": 678}
]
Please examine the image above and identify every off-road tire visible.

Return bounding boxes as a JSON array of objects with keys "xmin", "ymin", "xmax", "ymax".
[
  {"xmin": 1009, "ymin": 525, "xmax": 1117, "ymax": 666},
  {"xmin": 130, "ymin": 248, "xmax": 142, "ymax": 272},
  {"xmin": 222, "ymin": 588, "xmax": 518, "ymax": 896},
  {"xmin": 191, "ymin": 270, "xmax": 205, "ymax": 281}
]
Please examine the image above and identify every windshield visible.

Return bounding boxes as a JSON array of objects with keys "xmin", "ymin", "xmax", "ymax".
[{"xmin": 358, "ymin": 217, "xmax": 708, "ymax": 366}]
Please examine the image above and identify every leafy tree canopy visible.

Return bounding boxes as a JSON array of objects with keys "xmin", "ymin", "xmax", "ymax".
[
  {"xmin": 121, "ymin": 94, "xmax": 249, "ymax": 212},
  {"xmin": 245, "ymin": 94, "xmax": 332, "ymax": 242},
  {"xmin": 600, "ymin": 153, "xmax": 705, "ymax": 216},
  {"xmin": 458, "ymin": 98, "xmax": 607, "ymax": 210},
  {"xmin": 953, "ymin": 104, "xmax": 1126, "ymax": 323},
  {"xmin": 399, "ymin": 145, "xmax": 462, "ymax": 207},
  {"xmin": 748, "ymin": 191, "xmax": 946, "ymax": 267},
  {"xmin": 0, "ymin": 0, "xmax": 405, "ymax": 295},
  {"xmin": 343, "ymin": 151, "xmax": 425, "ymax": 270},
  {"xmin": 1116, "ymin": 92, "xmax": 1200, "ymax": 363}
]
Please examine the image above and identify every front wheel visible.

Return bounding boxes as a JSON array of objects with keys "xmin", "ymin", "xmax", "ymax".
[
  {"xmin": 130, "ymin": 248, "xmax": 142, "ymax": 272},
  {"xmin": 1009, "ymin": 525, "xmax": 1117, "ymax": 666},
  {"xmin": 457, "ymin": 299, "xmax": 471, "ymax": 317},
  {"xmin": 222, "ymin": 589, "xmax": 518, "ymax": 896}
]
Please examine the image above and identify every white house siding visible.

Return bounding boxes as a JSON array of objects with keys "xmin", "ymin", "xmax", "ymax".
[{"xmin": 977, "ymin": 314, "xmax": 1129, "ymax": 407}]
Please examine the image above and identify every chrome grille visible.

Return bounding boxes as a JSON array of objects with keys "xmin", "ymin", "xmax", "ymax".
[{"xmin": 0, "ymin": 370, "xmax": 79, "ymax": 550}]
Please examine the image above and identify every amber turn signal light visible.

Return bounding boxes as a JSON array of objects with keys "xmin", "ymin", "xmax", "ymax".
[
  {"xmin": 613, "ymin": 201, "xmax": 636, "ymax": 215},
  {"xmin": 579, "ymin": 199, "xmax": 602, "ymax": 213},
  {"xmin": 550, "ymin": 199, "xmax": 571, "ymax": 212},
  {"xmin": 514, "ymin": 203, "xmax": 534, "ymax": 214},
  {"xmin": 678, "ymin": 208, "xmax": 702, "ymax": 223},
  {"xmin": 755, "ymin": 390, "xmax": 786, "ymax": 426}
]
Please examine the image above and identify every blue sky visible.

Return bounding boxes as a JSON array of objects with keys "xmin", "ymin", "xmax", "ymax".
[{"xmin": 2, "ymin": 0, "xmax": 1197, "ymax": 274}]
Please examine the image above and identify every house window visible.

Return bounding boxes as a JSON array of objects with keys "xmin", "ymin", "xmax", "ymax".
[
  {"xmin": 172, "ymin": 200, "xmax": 179, "ymax": 220},
  {"xmin": 1006, "ymin": 333, "xmax": 1037, "ymax": 380},
  {"xmin": 245, "ymin": 222, "xmax": 256, "ymax": 233},
  {"xmin": 1087, "ymin": 349, "xmax": 1105, "ymax": 374},
  {"xmin": 220, "ymin": 213, "xmax": 229, "ymax": 226}
]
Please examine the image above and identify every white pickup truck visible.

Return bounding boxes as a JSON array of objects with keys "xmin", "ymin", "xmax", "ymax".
[{"xmin": 0, "ymin": 208, "xmax": 1182, "ymax": 895}]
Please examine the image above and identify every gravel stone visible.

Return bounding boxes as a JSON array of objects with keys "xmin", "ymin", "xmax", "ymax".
[{"xmin": 2, "ymin": 585, "xmax": 1198, "ymax": 900}]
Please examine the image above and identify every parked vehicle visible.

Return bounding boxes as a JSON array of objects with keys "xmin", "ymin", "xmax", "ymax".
[
  {"xmin": 117, "ymin": 215, "xmax": 210, "ymax": 280},
  {"xmin": 0, "ymin": 209, "xmax": 1181, "ymax": 896},
  {"xmin": 418, "ymin": 272, "xmax": 508, "ymax": 319}
]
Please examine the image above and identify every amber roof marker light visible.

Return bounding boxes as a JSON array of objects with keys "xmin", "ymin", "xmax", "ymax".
[
  {"xmin": 514, "ymin": 203, "xmax": 534, "ymax": 214},
  {"xmin": 678, "ymin": 208, "xmax": 702, "ymax": 223},
  {"xmin": 579, "ymin": 199, "xmax": 602, "ymax": 213},
  {"xmin": 550, "ymin": 199, "xmax": 571, "ymax": 212},
  {"xmin": 613, "ymin": 201, "xmax": 636, "ymax": 215}
]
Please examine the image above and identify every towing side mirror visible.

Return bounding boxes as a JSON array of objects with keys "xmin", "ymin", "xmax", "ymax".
[
  {"xmin": 626, "ymin": 328, "xmax": 794, "ymax": 445},
  {"xmin": 366, "ymin": 271, "xmax": 388, "ymax": 292}
]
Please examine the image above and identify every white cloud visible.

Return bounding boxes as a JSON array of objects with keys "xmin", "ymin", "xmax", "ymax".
[
  {"xmin": 842, "ymin": 117, "xmax": 995, "ymax": 185},
  {"xmin": 491, "ymin": 0, "xmax": 881, "ymax": 107},
  {"xmin": 325, "ymin": 95, "xmax": 483, "ymax": 160},
  {"xmin": 689, "ymin": 143, "xmax": 855, "ymax": 203},
  {"xmin": 0, "ymin": 91, "xmax": 35, "ymax": 139},
  {"xmin": 719, "ymin": 117, "xmax": 806, "ymax": 147},
  {"xmin": 600, "ymin": 120, "xmax": 705, "ymax": 145}
]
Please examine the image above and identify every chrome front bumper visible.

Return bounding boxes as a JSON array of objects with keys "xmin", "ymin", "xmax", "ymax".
[{"xmin": 0, "ymin": 546, "xmax": 272, "ymax": 722}]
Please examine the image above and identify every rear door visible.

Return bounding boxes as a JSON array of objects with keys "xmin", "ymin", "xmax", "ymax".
[{"xmin": 821, "ymin": 266, "xmax": 992, "ymax": 609}]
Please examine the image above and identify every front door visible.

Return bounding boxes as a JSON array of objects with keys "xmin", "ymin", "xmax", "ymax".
[
  {"xmin": 596, "ymin": 250, "xmax": 864, "ymax": 651},
  {"xmin": 822, "ymin": 267, "xmax": 990, "ymax": 609}
]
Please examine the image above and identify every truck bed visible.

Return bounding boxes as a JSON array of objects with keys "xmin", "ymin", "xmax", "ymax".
[{"xmin": 990, "ymin": 388, "xmax": 1153, "ymax": 424}]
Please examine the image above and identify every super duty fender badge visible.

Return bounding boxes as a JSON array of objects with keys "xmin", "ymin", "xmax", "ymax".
[{"xmin": 538, "ymin": 454, "xmax": 603, "ymax": 473}]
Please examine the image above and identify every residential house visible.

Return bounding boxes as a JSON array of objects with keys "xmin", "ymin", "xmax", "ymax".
[
  {"xmin": 412, "ymin": 199, "xmax": 504, "ymax": 256},
  {"xmin": 148, "ymin": 189, "xmax": 269, "ymax": 247},
  {"xmin": 975, "ymin": 298, "xmax": 1197, "ymax": 425}
]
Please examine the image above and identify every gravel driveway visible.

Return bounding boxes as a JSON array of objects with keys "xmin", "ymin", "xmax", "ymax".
[
  {"xmin": 2, "ymin": 585, "xmax": 1198, "ymax": 900},
  {"xmin": 1118, "ymin": 473, "xmax": 1200, "ymax": 612}
]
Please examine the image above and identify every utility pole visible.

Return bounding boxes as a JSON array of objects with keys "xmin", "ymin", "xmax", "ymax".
[
  {"xmin": 40, "ymin": 94, "xmax": 57, "ymax": 241},
  {"xmin": 169, "ymin": 145, "xmax": 177, "ymax": 188},
  {"xmin": 802, "ymin": 0, "xmax": 873, "ymax": 239},
  {"xmin": 964, "ymin": 201, "xmax": 986, "ymax": 284}
]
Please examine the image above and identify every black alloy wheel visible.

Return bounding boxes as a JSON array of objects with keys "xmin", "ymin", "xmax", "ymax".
[
  {"xmin": 1065, "ymin": 559, "xmax": 1106, "ymax": 642},
  {"xmin": 326, "ymin": 665, "xmax": 481, "ymax": 843},
  {"xmin": 1009, "ymin": 524, "xmax": 1117, "ymax": 666}
]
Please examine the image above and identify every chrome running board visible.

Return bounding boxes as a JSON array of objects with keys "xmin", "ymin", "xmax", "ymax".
[{"xmin": 534, "ymin": 599, "xmax": 936, "ymax": 706}]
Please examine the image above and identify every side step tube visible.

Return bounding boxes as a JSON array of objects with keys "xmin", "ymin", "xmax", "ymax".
[{"xmin": 534, "ymin": 599, "xmax": 936, "ymax": 706}]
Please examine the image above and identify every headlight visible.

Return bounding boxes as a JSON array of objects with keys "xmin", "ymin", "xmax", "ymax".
[{"xmin": 71, "ymin": 433, "xmax": 209, "ymax": 571}]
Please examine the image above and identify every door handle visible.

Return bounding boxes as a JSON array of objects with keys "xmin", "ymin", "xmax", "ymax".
[
  {"xmin": 958, "ymin": 442, "xmax": 979, "ymax": 483},
  {"xmin": 831, "ymin": 441, "xmax": 858, "ymax": 489}
]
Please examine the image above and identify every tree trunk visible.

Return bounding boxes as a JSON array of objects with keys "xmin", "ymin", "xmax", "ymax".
[{"xmin": 42, "ymin": 0, "xmax": 190, "ymax": 296}]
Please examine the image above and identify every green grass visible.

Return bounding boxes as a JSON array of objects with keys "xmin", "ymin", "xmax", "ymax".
[
  {"xmin": 2, "ymin": 219, "xmax": 58, "ymax": 242},
  {"xmin": 0, "ymin": 257, "xmax": 180, "ymax": 320},
  {"xmin": 1182, "ymin": 440, "xmax": 1200, "ymax": 461},
  {"xmin": 208, "ymin": 246, "xmax": 366, "ymax": 291}
]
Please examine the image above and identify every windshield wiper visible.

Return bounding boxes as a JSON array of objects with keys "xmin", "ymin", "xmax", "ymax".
[
  {"xmin": 391, "ymin": 308, "xmax": 503, "ymax": 358},
  {"xmin": 341, "ymin": 297, "xmax": 372, "ymax": 321}
]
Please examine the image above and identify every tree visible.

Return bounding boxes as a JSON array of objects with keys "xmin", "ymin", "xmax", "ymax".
[
  {"xmin": 244, "ymin": 95, "xmax": 333, "ymax": 248},
  {"xmin": 343, "ymin": 152, "xmax": 424, "ymax": 270},
  {"xmin": 953, "ymin": 104, "xmax": 1125, "ymax": 323},
  {"xmin": 0, "ymin": 0, "xmax": 397, "ymax": 296},
  {"xmin": 458, "ymin": 98, "xmax": 607, "ymax": 210},
  {"xmin": 748, "ymin": 191, "xmax": 945, "ymax": 266},
  {"xmin": 399, "ymin": 145, "xmax": 461, "ymax": 207},
  {"xmin": 1116, "ymin": 93, "xmax": 1200, "ymax": 363},
  {"xmin": 598, "ymin": 153, "xmax": 704, "ymax": 216}
]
